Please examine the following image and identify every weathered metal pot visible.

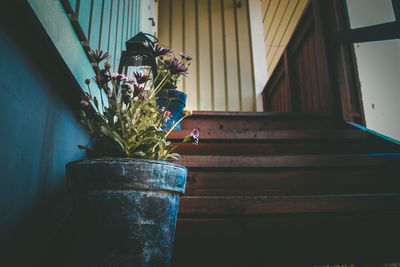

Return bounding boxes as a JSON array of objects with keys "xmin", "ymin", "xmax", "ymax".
[{"xmin": 66, "ymin": 158, "xmax": 187, "ymax": 267}]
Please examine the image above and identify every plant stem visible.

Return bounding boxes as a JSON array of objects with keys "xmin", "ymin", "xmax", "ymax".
[{"xmin": 165, "ymin": 113, "xmax": 189, "ymax": 137}]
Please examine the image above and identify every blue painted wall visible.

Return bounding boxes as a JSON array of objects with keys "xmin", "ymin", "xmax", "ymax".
[{"xmin": 0, "ymin": 2, "xmax": 90, "ymax": 265}]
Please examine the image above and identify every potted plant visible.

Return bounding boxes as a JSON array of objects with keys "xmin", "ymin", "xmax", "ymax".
[
  {"xmin": 66, "ymin": 47, "xmax": 198, "ymax": 267},
  {"xmin": 150, "ymin": 43, "xmax": 192, "ymax": 130}
]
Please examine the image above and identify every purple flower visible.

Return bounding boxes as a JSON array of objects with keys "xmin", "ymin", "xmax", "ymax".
[
  {"xmin": 80, "ymin": 94, "xmax": 92, "ymax": 107},
  {"xmin": 110, "ymin": 73, "xmax": 127, "ymax": 81},
  {"xmin": 88, "ymin": 49, "xmax": 111, "ymax": 63},
  {"xmin": 141, "ymin": 93, "xmax": 147, "ymax": 100},
  {"xmin": 164, "ymin": 111, "xmax": 172, "ymax": 118},
  {"xmin": 134, "ymin": 72, "xmax": 151, "ymax": 84},
  {"xmin": 133, "ymin": 83, "xmax": 145, "ymax": 93},
  {"xmin": 190, "ymin": 129, "xmax": 199, "ymax": 145},
  {"xmin": 143, "ymin": 41, "xmax": 172, "ymax": 57},
  {"xmin": 158, "ymin": 107, "xmax": 165, "ymax": 114},
  {"xmin": 179, "ymin": 52, "xmax": 192, "ymax": 61},
  {"xmin": 164, "ymin": 57, "xmax": 188, "ymax": 76}
]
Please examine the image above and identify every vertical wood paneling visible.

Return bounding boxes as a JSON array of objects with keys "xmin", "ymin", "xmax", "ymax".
[
  {"xmin": 236, "ymin": 0, "xmax": 255, "ymax": 111},
  {"xmin": 120, "ymin": 0, "xmax": 126, "ymax": 52},
  {"xmin": 269, "ymin": 0, "xmax": 308, "ymax": 72},
  {"xmin": 88, "ymin": 0, "xmax": 102, "ymax": 50},
  {"xmin": 263, "ymin": 0, "xmax": 279, "ymax": 40},
  {"xmin": 126, "ymin": 0, "xmax": 131, "ymax": 41},
  {"xmin": 184, "ymin": 0, "xmax": 198, "ymax": 111},
  {"xmin": 197, "ymin": 0, "xmax": 213, "ymax": 110},
  {"xmin": 113, "ymin": 0, "xmax": 123, "ymax": 72},
  {"xmin": 158, "ymin": 0, "xmax": 256, "ymax": 111},
  {"xmin": 99, "ymin": 0, "xmax": 111, "ymax": 54},
  {"xmin": 267, "ymin": 0, "xmax": 298, "ymax": 66},
  {"xmin": 262, "ymin": 0, "xmax": 309, "ymax": 75},
  {"xmin": 264, "ymin": 0, "xmax": 289, "ymax": 52},
  {"xmin": 171, "ymin": 0, "xmax": 184, "ymax": 92},
  {"xmin": 210, "ymin": 0, "xmax": 226, "ymax": 111},
  {"xmin": 108, "ymin": 0, "xmax": 118, "ymax": 71},
  {"xmin": 77, "ymin": 0, "xmax": 92, "ymax": 40},
  {"xmin": 158, "ymin": 0, "xmax": 171, "ymax": 47},
  {"xmin": 223, "ymin": 0, "xmax": 240, "ymax": 111},
  {"xmin": 60, "ymin": 0, "xmax": 143, "ymax": 73},
  {"xmin": 135, "ymin": 0, "xmax": 141, "ymax": 33}
]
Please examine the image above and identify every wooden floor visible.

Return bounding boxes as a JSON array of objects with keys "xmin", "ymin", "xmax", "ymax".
[{"xmin": 169, "ymin": 112, "xmax": 400, "ymax": 266}]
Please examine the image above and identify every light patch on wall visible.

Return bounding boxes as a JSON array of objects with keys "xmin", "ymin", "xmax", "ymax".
[{"xmin": 353, "ymin": 40, "xmax": 400, "ymax": 141}]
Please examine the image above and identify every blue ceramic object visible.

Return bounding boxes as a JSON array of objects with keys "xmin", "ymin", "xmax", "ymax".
[{"xmin": 156, "ymin": 89, "xmax": 187, "ymax": 130}]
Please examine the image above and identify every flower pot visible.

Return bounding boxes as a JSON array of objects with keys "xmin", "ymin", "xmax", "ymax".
[
  {"xmin": 66, "ymin": 158, "xmax": 187, "ymax": 267},
  {"xmin": 156, "ymin": 88, "xmax": 187, "ymax": 130}
]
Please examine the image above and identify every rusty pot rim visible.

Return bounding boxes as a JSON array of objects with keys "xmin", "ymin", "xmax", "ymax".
[{"xmin": 66, "ymin": 157, "xmax": 187, "ymax": 171}]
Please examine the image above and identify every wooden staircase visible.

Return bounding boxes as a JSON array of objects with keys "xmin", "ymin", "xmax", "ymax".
[{"xmin": 168, "ymin": 112, "xmax": 400, "ymax": 266}]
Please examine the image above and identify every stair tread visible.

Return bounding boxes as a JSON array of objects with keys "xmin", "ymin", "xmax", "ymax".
[
  {"xmin": 189, "ymin": 111, "xmax": 338, "ymax": 118},
  {"xmin": 169, "ymin": 129, "xmax": 368, "ymax": 140},
  {"xmin": 178, "ymin": 193, "xmax": 400, "ymax": 216},
  {"xmin": 184, "ymin": 168, "xmax": 400, "ymax": 196},
  {"xmin": 176, "ymin": 154, "xmax": 400, "ymax": 168}
]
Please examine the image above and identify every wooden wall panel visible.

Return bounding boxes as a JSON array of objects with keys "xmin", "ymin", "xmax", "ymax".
[
  {"xmin": 223, "ymin": 0, "xmax": 241, "ymax": 111},
  {"xmin": 262, "ymin": 0, "xmax": 309, "ymax": 75},
  {"xmin": 158, "ymin": 0, "xmax": 256, "ymax": 111},
  {"xmin": 99, "ymin": 0, "xmax": 111, "ymax": 56},
  {"xmin": 108, "ymin": 0, "xmax": 118, "ymax": 72},
  {"xmin": 158, "ymin": 0, "xmax": 171, "ymax": 47},
  {"xmin": 236, "ymin": 0, "xmax": 256, "ymax": 111},
  {"xmin": 266, "ymin": 0, "xmax": 297, "ymax": 65},
  {"xmin": 198, "ymin": 0, "xmax": 213, "ymax": 110},
  {"xmin": 262, "ymin": 2, "xmax": 338, "ymax": 114},
  {"xmin": 210, "ymin": 0, "xmax": 227, "ymax": 111},
  {"xmin": 76, "ymin": 0, "xmax": 92, "ymax": 40},
  {"xmin": 113, "ymin": 0, "xmax": 124, "ymax": 71},
  {"xmin": 88, "ymin": 0, "xmax": 102, "ymax": 50},
  {"xmin": 171, "ymin": 0, "xmax": 184, "ymax": 92},
  {"xmin": 183, "ymin": 0, "xmax": 198, "ymax": 110}
]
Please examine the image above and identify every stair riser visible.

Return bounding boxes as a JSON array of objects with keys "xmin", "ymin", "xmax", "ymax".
[
  {"xmin": 184, "ymin": 168, "xmax": 400, "ymax": 196},
  {"xmin": 178, "ymin": 194, "xmax": 400, "ymax": 216},
  {"xmin": 173, "ymin": 215, "xmax": 400, "ymax": 265},
  {"xmin": 173, "ymin": 142, "xmax": 400, "ymax": 155},
  {"xmin": 180, "ymin": 117, "xmax": 346, "ymax": 131}
]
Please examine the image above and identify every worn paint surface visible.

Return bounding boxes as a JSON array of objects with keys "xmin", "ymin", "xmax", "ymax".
[
  {"xmin": 0, "ymin": 2, "xmax": 90, "ymax": 266},
  {"xmin": 66, "ymin": 158, "xmax": 187, "ymax": 267}
]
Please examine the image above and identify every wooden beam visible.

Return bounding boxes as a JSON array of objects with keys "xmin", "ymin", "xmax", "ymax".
[{"xmin": 333, "ymin": 21, "xmax": 400, "ymax": 44}]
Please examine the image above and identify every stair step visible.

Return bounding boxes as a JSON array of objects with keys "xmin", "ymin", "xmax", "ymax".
[
  {"xmin": 178, "ymin": 193, "xmax": 400, "ymax": 216},
  {"xmin": 180, "ymin": 111, "xmax": 347, "ymax": 131},
  {"xmin": 169, "ymin": 129, "xmax": 368, "ymax": 140},
  {"xmin": 176, "ymin": 154, "xmax": 400, "ymax": 168},
  {"xmin": 185, "ymin": 167, "xmax": 400, "ymax": 196},
  {"xmin": 173, "ymin": 214, "xmax": 400, "ymax": 266},
  {"xmin": 172, "ymin": 141, "xmax": 400, "ymax": 155}
]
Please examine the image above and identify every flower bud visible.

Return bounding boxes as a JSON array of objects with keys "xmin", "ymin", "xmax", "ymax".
[
  {"xmin": 104, "ymin": 62, "xmax": 111, "ymax": 69},
  {"xmin": 85, "ymin": 79, "xmax": 91, "ymax": 85}
]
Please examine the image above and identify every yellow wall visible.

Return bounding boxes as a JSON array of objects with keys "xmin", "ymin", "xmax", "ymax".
[
  {"xmin": 261, "ymin": 0, "xmax": 309, "ymax": 74},
  {"xmin": 158, "ymin": 0, "xmax": 257, "ymax": 111}
]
